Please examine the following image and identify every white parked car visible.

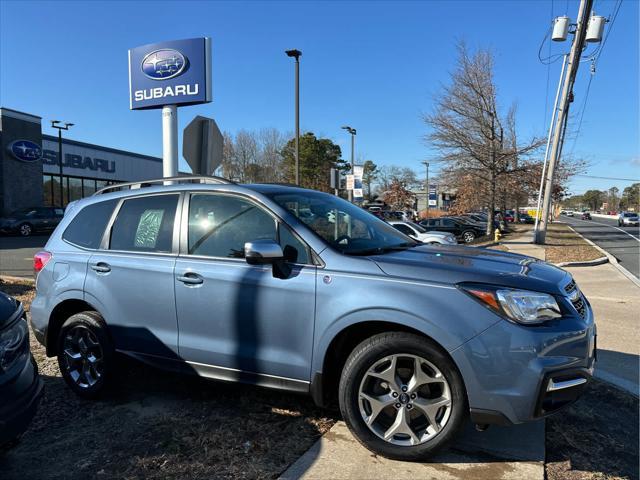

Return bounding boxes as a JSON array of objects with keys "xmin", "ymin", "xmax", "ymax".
[{"xmin": 388, "ymin": 221, "xmax": 458, "ymax": 245}]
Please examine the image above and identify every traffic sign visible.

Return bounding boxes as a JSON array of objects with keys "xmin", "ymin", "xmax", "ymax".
[{"xmin": 183, "ymin": 116, "xmax": 223, "ymax": 175}]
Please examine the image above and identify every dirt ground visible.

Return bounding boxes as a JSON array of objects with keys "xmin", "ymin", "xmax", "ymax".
[{"xmin": 0, "ymin": 279, "xmax": 336, "ymax": 480}]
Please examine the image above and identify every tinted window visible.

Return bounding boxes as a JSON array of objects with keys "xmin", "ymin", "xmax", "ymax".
[
  {"xmin": 110, "ymin": 195, "xmax": 178, "ymax": 253},
  {"xmin": 63, "ymin": 199, "xmax": 118, "ymax": 249},
  {"xmin": 393, "ymin": 224, "xmax": 414, "ymax": 236},
  {"xmin": 442, "ymin": 219, "xmax": 455, "ymax": 227},
  {"xmin": 279, "ymin": 223, "xmax": 310, "ymax": 264},
  {"xmin": 188, "ymin": 194, "xmax": 276, "ymax": 258}
]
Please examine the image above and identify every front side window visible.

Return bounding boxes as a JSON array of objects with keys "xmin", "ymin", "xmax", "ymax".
[
  {"xmin": 392, "ymin": 223, "xmax": 414, "ymax": 236},
  {"xmin": 265, "ymin": 191, "xmax": 416, "ymax": 255},
  {"xmin": 188, "ymin": 194, "xmax": 277, "ymax": 258},
  {"xmin": 109, "ymin": 195, "xmax": 178, "ymax": 253}
]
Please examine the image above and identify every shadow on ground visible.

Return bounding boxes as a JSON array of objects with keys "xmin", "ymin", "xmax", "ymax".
[
  {"xmin": 0, "ymin": 359, "xmax": 337, "ymax": 480},
  {"xmin": 545, "ymin": 379, "xmax": 639, "ymax": 480}
]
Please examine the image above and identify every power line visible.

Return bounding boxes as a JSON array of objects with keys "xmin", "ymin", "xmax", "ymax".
[{"xmin": 575, "ymin": 174, "xmax": 640, "ymax": 182}]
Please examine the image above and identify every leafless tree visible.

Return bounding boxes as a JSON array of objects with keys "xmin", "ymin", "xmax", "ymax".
[{"xmin": 424, "ymin": 43, "xmax": 543, "ymax": 234}]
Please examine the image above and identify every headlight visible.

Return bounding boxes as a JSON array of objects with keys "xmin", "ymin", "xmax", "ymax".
[
  {"xmin": 461, "ymin": 285, "xmax": 562, "ymax": 325},
  {"xmin": 0, "ymin": 318, "xmax": 28, "ymax": 372}
]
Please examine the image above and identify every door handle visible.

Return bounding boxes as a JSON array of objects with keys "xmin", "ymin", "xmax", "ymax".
[
  {"xmin": 177, "ymin": 273, "xmax": 203, "ymax": 285},
  {"xmin": 90, "ymin": 263, "xmax": 111, "ymax": 274}
]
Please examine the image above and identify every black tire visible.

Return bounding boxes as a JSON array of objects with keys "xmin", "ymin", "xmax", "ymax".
[
  {"xmin": 18, "ymin": 223, "xmax": 32, "ymax": 237},
  {"xmin": 338, "ymin": 332, "xmax": 467, "ymax": 461},
  {"xmin": 57, "ymin": 311, "xmax": 114, "ymax": 399},
  {"xmin": 461, "ymin": 230, "xmax": 476, "ymax": 243}
]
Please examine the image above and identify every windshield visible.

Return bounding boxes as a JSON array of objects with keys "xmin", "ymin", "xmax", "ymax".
[
  {"xmin": 9, "ymin": 208, "xmax": 36, "ymax": 217},
  {"xmin": 624, "ymin": 213, "xmax": 638, "ymax": 218},
  {"xmin": 266, "ymin": 191, "xmax": 417, "ymax": 255},
  {"xmin": 410, "ymin": 222, "xmax": 427, "ymax": 233}
]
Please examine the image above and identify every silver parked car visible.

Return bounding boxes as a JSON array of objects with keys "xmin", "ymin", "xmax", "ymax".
[
  {"xmin": 30, "ymin": 177, "xmax": 596, "ymax": 461},
  {"xmin": 387, "ymin": 221, "xmax": 457, "ymax": 245},
  {"xmin": 618, "ymin": 212, "xmax": 639, "ymax": 227}
]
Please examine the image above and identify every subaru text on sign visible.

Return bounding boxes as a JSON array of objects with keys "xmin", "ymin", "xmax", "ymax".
[{"xmin": 128, "ymin": 37, "xmax": 212, "ymax": 110}]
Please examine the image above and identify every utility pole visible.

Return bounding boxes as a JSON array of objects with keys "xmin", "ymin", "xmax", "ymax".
[
  {"xmin": 51, "ymin": 120, "xmax": 74, "ymax": 207},
  {"xmin": 285, "ymin": 49, "xmax": 302, "ymax": 185},
  {"xmin": 535, "ymin": 0, "xmax": 593, "ymax": 243},
  {"xmin": 423, "ymin": 161, "xmax": 429, "ymax": 218}
]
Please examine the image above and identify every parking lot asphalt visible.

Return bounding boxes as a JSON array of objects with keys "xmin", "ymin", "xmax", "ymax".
[
  {"xmin": 561, "ymin": 215, "xmax": 640, "ymax": 279},
  {"xmin": 0, "ymin": 234, "xmax": 47, "ymax": 278}
]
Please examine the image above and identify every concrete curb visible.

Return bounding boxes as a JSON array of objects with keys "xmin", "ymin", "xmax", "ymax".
[
  {"xmin": 565, "ymin": 225, "xmax": 640, "ymax": 288},
  {"xmin": 0, "ymin": 274, "xmax": 35, "ymax": 284},
  {"xmin": 554, "ymin": 256, "xmax": 609, "ymax": 268}
]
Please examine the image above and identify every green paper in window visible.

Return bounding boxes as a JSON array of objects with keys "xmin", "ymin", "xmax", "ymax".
[{"xmin": 134, "ymin": 209, "xmax": 164, "ymax": 248}]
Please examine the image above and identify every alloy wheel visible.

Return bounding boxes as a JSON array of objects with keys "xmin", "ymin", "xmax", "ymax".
[
  {"xmin": 358, "ymin": 353, "xmax": 452, "ymax": 447},
  {"xmin": 61, "ymin": 326, "xmax": 104, "ymax": 388},
  {"xmin": 19, "ymin": 224, "xmax": 32, "ymax": 236},
  {"xmin": 462, "ymin": 231, "xmax": 474, "ymax": 243}
]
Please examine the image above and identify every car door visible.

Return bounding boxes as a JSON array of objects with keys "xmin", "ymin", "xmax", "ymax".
[
  {"xmin": 174, "ymin": 192, "xmax": 316, "ymax": 384},
  {"xmin": 84, "ymin": 193, "xmax": 181, "ymax": 360}
]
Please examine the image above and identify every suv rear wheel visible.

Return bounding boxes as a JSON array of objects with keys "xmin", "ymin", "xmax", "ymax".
[
  {"xmin": 57, "ymin": 311, "xmax": 114, "ymax": 399},
  {"xmin": 338, "ymin": 332, "xmax": 467, "ymax": 461}
]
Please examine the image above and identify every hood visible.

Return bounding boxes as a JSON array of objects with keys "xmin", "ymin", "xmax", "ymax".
[
  {"xmin": 369, "ymin": 244, "xmax": 569, "ymax": 295},
  {"xmin": 0, "ymin": 291, "xmax": 21, "ymax": 328}
]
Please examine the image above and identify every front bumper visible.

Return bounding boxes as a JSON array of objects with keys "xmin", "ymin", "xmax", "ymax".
[
  {"xmin": 452, "ymin": 305, "xmax": 596, "ymax": 425},
  {"xmin": 0, "ymin": 356, "xmax": 44, "ymax": 445}
]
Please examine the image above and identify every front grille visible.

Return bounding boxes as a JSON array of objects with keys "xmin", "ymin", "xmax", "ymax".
[
  {"xmin": 571, "ymin": 295, "xmax": 587, "ymax": 319},
  {"xmin": 564, "ymin": 278, "xmax": 587, "ymax": 319},
  {"xmin": 564, "ymin": 279, "xmax": 576, "ymax": 294}
]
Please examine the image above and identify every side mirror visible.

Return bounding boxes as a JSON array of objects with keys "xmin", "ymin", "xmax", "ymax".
[{"xmin": 244, "ymin": 239, "xmax": 284, "ymax": 265}]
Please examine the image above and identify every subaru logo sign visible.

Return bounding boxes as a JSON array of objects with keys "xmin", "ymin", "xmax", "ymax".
[
  {"xmin": 141, "ymin": 49, "xmax": 187, "ymax": 80},
  {"xmin": 8, "ymin": 140, "xmax": 42, "ymax": 163},
  {"xmin": 129, "ymin": 38, "xmax": 211, "ymax": 110}
]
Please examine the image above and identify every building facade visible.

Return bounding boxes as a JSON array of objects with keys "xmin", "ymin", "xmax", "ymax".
[{"xmin": 0, "ymin": 107, "xmax": 163, "ymax": 215}]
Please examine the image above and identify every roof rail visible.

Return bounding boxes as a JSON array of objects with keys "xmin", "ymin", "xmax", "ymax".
[{"xmin": 93, "ymin": 175, "xmax": 234, "ymax": 196}]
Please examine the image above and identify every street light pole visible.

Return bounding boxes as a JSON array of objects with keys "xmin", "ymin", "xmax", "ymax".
[
  {"xmin": 51, "ymin": 120, "xmax": 74, "ymax": 207},
  {"xmin": 341, "ymin": 126, "xmax": 356, "ymax": 202},
  {"xmin": 285, "ymin": 49, "xmax": 302, "ymax": 185},
  {"xmin": 423, "ymin": 161, "xmax": 429, "ymax": 218}
]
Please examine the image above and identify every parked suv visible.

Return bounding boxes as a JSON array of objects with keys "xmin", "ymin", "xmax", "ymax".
[
  {"xmin": 0, "ymin": 207, "xmax": 64, "ymax": 237},
  {"xmin": 419, "ymin": 217, "xmax": 485, "ymax": 243},
  {"xmin": 30, "ymin": 177, "xmax": 596, "ymax": 461}
]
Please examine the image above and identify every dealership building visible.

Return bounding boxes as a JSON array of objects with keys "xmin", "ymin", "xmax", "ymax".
[{"xmin": 0, "ymin": 107, "xmax": 164, "ymax": 215}]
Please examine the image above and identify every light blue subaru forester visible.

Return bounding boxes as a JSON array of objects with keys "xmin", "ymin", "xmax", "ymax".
[{"xmin": 30, "ymin": 176, "xmax": 596, "ymax": 460}]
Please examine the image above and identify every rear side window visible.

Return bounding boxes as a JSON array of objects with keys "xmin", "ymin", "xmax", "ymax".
[
  {"xmin": 62, "ymin": 199, "xmax": 118, "ymax": 249},
  {"xmin": 110, "ymin": 195, "xmax": 178, "ymax": 253}
]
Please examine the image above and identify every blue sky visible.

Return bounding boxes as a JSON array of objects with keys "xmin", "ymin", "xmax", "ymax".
[{"xmin": 1, "ymin": 0, "xmax": 637, "ymax": 195}]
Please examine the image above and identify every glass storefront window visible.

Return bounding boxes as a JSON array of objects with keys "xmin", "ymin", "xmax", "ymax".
[
  {"xmin": 83, "ymin": 179, "xmax": 97, "ymax": 197},
  {"xmin": 43, "ymin": 175, "xmax": 54, "ymax": 206},
  {"xmin": 96, "ymin": 180, "xmax": 108, "ymax": 192},
  {"xmin": 68, "ymin": 177, "xmax": 83, "ymax": 203}
]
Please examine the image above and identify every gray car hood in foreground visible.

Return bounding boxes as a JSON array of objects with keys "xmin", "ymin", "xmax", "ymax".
[{"xmin": 369, "ymin": 245, "xmax": 569, "ymax": 295}]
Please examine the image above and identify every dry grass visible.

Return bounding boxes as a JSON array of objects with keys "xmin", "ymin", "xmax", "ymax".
[
  {"xmin": 544, "ymin": 223, "xmax": 604, "ymax": 264},
  {"xmin": 0, "ymin": 279, "xmax": 336, "ymax": 480}
]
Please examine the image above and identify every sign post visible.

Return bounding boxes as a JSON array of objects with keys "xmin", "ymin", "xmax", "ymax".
[{"xmin": 129, "ymin": 38, "xmax": 212, "ymax": 180}]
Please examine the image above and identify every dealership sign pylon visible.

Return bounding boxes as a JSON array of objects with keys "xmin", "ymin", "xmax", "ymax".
[{"xmin": 129, "ymin": 38, "xmax": 212, "ymax": 179}]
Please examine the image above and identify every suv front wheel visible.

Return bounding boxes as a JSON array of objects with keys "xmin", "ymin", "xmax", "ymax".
[
  {"xmin": 338, "ymin": 332, "xmax": 467, "ymax": 461},
  {"xmin": 57, "ymin": 311, "xmax": 114, "ymax": 399}
]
